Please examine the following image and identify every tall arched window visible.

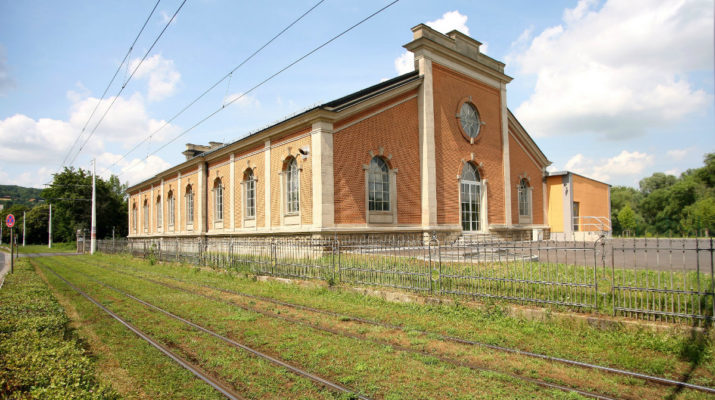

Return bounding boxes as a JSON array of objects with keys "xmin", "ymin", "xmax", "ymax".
[
  {"xmin": 518, "ymin": 178, "xmax": 531, "ymax": 221},
  {"xmin": 285, "ymin": 157, "xmax": 299, "ymax": 214},
  {"xmin": 185, "ymin": 185, "xmax": 194, "ymax": 226},
  {"xmin": 368, "ymin": 157, "xmax": 390, "ymax": 211},
  {"xmin": 460, "ymin": 163, "xmax": 481, "ymax": 231},
  {"xmin": 213, "ymin": 178, "xmax": 223, "ymax": 222},
  {"xmin": 143, "ymin": 199, "xmax": 149, "ymax": 231},
  {"xmin": 167, "ymin": 190, "xmax": 175, "ymax": 227},
  {"xmin": 244, "ymin": 169, "xmax": 255, "ymax": 219},
  {"xmin": 131, "ymin": 202, "xmax": 137, "ymax": 233},
  {"xmin": 156, "ymin": 195, "xmax": 162, "ymax": 228}
]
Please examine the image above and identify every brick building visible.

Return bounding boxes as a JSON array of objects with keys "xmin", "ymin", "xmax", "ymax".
[{"xmin": 127, "ymin": 24, "xmax": 610, "ymax": 242}]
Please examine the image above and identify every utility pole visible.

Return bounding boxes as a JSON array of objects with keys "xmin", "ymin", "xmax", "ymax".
[
  {"xmin": 48, "ymin": 204, "xmax": 52, "ymax": 248},
  {"xmin": 22, "ymin": 211, "xmax": 26, "ymax": 247},
  {"xmin": 91, "ymin": 159, "xmax": 97, "ymax": 255},
  {"xmin": 1, "ymin": 223, "xmax": 3, "ymax": 245}
]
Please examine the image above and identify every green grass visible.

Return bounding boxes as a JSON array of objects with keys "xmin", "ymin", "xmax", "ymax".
[
  {"xmin": 0, "ymin": 259, "xmax": 118, "ymax": 399},
  {"xmin": 17, "ymin": 242, "xmax": 77, "ymax": 254},
  {"xmin": 37, "ymin": 253, "xmax": 715, "ymax": 398}
]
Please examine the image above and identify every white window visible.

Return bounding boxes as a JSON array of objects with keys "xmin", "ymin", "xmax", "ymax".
[
  {"xmin": 244, "ymin": 169, "xmax": 255, "ymax": 219},
  {"xmin": 458, "ymin": 102, "xmax": 482, "ymax": 140},
  {"xmin": 131, "ymin": 203, "xmax": 137, "ymax": 233},
  {"xmin": 213, "ymin": 178, "xmax": 223, "ymax": 222},
  {"xmin": 185, "ymin": 185, "xmax": 194, "ymax": 226},
  {"xmin": 167, "ymin": 191, "xmax": 175, "ymax": 227},
  {"xmin": 286, "ymin": 158, "xmax": 299, "ymax": 214},
  {"xmin": 143, "ymin": 200, "xmax": 149, "ymax": 231},
  {"xmin": 518, "ymin": 178, "xmax": 532, "ymax": 224},
  {"xmin": 156, "ymin": 195, "xmax": 162, "ymax": 228},
  {"xmin": 460, "ymin": 163, "xmax": 481, "ymax": 231},
  {"xmin": 368, "ymin": 157, "xmax": 390, "ymax": 211}
]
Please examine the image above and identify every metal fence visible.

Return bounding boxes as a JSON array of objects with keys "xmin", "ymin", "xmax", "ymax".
[{"xmin": 97, "ymin": 235, "xmax": 715, "ymax": 323}]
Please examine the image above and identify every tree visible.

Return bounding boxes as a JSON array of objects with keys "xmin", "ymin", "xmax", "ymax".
[
  {"xmin": 639, "ymin": 172, "xmax": 677, "ymax": 195},
  {"xmin": 41, "ymin": 167, "xmax": 127, "ymax": 243},
  {"xmin": 682, "ymin": 197, "xmax": 715, "ymax": 236},
  {"xmin": 617, "ymin": 204, "xmax": 637, "ymax": 235}
]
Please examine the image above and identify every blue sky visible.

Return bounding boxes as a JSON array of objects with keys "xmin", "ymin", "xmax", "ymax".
[{"xmin": 0, "ymin": 0, "xmax": 712, "ymax": 188}]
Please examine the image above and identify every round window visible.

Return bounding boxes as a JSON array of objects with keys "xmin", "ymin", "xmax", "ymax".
[{"xmin": 458, "ymin": 102, "xmax": 481, "ymax": 139}]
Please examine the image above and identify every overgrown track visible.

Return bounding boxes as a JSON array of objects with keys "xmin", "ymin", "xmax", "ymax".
[
  {"xmin": 93, "ymin": 258, "xmax": 715, "ymax": 397},
  {"xmin": 40, "ymin": 264, "xmax": 245, "ymax": 400},
  {"xmin": 81, "ymin": 267, "xmax": 617, "ymax": 400},
  {"xmin": 39, "ymin": 262, "xmax": 371, "ymax": 400}
]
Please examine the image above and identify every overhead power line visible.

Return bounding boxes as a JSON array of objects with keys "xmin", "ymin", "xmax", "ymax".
[
  {"xmin": 58, "ymin": 0, "xmax": 162, "ymax": 174},
  {"xmin": 100, "ymin": 0, "xmax": 326, "ymax": 177},
  {"xmin": 66, "ymin": 0, "xmax": 187, "ymax": 168},
  {"xmin": 118, "ymin": 0, "xmax": 400, "ymax": 180}
]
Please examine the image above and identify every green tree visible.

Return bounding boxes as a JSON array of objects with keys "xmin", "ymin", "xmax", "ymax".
[
  {"xmin": 41, "ymin": 167, "xmax": 127, "ymax": 242},
  {"xmin": 682, "ymin": 197, "xmax": 715, "ymax": 235},
  {"xmin": 617, "ymin": 204, "xmax": 637, "ymax": 235},
  {"xmin": 639, "ymin": 172, "xmax": 677, "ymax": 195}
]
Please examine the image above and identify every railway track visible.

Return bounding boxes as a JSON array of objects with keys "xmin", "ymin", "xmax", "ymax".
[
  {"xmin": 89, "ymin": 258, "xmax": 715, "ymax": 397},
  {"xmin": 39, "ymin": 262, "xmax": 370, "ymax": 400}
]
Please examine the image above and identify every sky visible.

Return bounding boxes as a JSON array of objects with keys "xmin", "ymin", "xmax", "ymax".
[{"xmin": 0, "ymin": 0, "xmax": 713, "ymax": 189}]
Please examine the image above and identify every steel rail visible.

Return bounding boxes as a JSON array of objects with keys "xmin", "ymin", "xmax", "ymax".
[
  {"xmin": 77, "ymin": 264, "xmax": 616, "ymax": 400},
  {"xmin": 39, "ymin": 264, "xmax": 244, "ymax": 400},
  {"xmin": 108, "ymin": 263, "xmax": 715, "ymax": 395},
  {"xmin": 53, "ymin": 261, "xmax": 371, "ymax": 400}
]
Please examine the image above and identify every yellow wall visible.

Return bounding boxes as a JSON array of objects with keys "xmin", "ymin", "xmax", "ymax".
[
  {"xmin": 572, "ymin": 175, "xmax": 610, "ymax": 232},
  {"xmin": 546, "ymin": 176, "xmax": 564, "ymax": 233}
]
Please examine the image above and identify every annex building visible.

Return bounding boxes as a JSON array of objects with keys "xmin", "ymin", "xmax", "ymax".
[{"xmin": 127, "ymin": 24, "xmax": 611, "ymax": 242}]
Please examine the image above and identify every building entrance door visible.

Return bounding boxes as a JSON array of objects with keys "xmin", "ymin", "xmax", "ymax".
[{"xmin": 460, "ymin": 163, "xmax": 481, "ymax": 232}]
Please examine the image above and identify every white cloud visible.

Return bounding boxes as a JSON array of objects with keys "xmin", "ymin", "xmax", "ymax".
[
  {"xmin": 666, "ymin": 148, "xmax": 691, "ymax": 161},
  {"xmin": 563, "ymin": 150, "xmax": 654, "ymax": 182},
  {"xmin": 0, "ymin": 92, "xmax": 178, "ymax": 168},
  {"xmin": 129, "ymin": 54, "xmax": 180, "ymax": 101},
  {"xmin": 664, "ymin": 168, "xmax": 680, "ymax": 177},
  {"xmin": 115, "ymin": 155, "xmax": 172, "ymax": 186},
  {"xmin": 394, "ymin": 52, "xmax": 414, "ymax": 75},
  {"xmin": 160, "ymin": 10, "xmax": 177, "ymax": 25},
  {"xmin": 224, "ymin": 92, "xmax": 260, "ymax": 108},
  {"xmin": 0, "ymin": 44, "xmax": 14, "ymax": 95},
  {"xmin": 393, "ymin": 10, "xmax": 473, "ymax": 75},
  {"xmin": 510, "ymin": 0, "xmax": 713, "ymax": 139}
]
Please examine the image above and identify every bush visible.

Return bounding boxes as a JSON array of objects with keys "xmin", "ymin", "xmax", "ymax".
[{"xmin": 0, "ymin": 260, "xmax": 119, "ymax": 399}]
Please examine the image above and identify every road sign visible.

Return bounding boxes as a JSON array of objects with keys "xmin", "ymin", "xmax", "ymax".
[{"xmin": 5, "ymin": 214, "xmax": 14, "ymax": 228}]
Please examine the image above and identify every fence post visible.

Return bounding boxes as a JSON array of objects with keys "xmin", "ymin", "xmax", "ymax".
[
  {"xmin": 271, "ymin": 238, "xmax": 276, "ymax": 275},
  {"xmin": 337, "ymin": 239, "xmax": 342, "ymax": 284}
]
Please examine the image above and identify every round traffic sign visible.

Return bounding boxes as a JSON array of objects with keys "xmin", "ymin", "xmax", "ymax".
[{"xmin": 5, "ymin": 214, "xmax": 15, "ymax": 228}]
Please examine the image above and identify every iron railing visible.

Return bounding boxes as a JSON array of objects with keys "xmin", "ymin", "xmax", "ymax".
[{"xmin": 97, "ymin": 235, "xmax": 715, "ymax": 323}]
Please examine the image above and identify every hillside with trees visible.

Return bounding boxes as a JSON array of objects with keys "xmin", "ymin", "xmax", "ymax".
[
  {"xmin": 611, "ymin": 153, "xmax": 714, "ymax": 237},
  {"xmin": 0, "ymin": 168, "xmax": 128, "ymax": 244},
  {"xmin": 0, "ymin": 185, "xmax": 43, "ymax": 207}
]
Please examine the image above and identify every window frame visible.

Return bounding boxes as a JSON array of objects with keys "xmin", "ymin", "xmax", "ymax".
[
  {"xmin": 368, "ymin": 157, "xmax": 390, "ymax": 212},
  {"xmin": 285, "ymin": 157, "xmax": 299, "ymax": 215},
  {"xmin": 244, "ymin": 169, "xmax": 256, "ymax": 220},
  {"xmin": 212, "ymin": 177, "xmax": 223, "ymax": 226},
  {"xmin": 456, "ymin": 99, "xmax": 484, "ymax": 144},
  {"xmin": 517, "ymin": 178, "xmax": 532, "ymax": 224},
  {"xmin": 185, "ymin": 185, "xmax": 194, "ymax": 229},
  {"xmin": 156, "ymin": 195, "xmax": 162, "ymax": 229},
  {"xmin": 459, "ymin": 162, "xmax": 483, "ymax": 232},
  {"xmin": 167, "ymin": 190, "xmax": 175, "ymax": 229},
  {"xmin": 131, "ymin": 203, "xmax": 137, "ymax": 233},
  {"xmin": 143, "ymin": 199, "xmax": 149, "ymax": 232}
]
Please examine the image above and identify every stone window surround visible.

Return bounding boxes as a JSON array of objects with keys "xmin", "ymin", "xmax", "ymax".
[
  {"xmin": 516, "ymin": 173, "xmax": 533, "ymax": 225},
  {"xmin": 241, "ymin": 166, "xmax": 258, "ymax": 228},
  {"xmin": 185, "ymin": 183, "xmax": 194, "ymax": 231},
  {"xmin": 455, "ymin": 96, "xmax": 486, "ymax": 145},
  {"xmin": 212, "ymin": 176, "xmax": 224, "ymax": 230},
  {"xmin": 166, "ymin": 189, "xmax": 175, "ymax": 232},
  {"xmin": 457, "ymin": 159, "xmax": 488, "ymax": 233},
  {"xmin": 363, "ymin": 147, "xmax": 397, "ymax": 225},
  {"xmin": 279, "ymin": 154, "xmax": 302, "ymax": 226},
  {"xmin": 155, "ymin": 194, "xmax": 162, "ymax": 230}
]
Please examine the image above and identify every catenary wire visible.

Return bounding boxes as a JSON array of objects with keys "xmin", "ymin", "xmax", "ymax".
[
  {"xmin": 100, "ymin": 0, "xmax": 326, "ymax": 177},
  {"xmin": 117, "ymin": 0, "xmax": 399, "ymax": 179},
  {"xmin": 58, "ymin": 0, "xmax": 162, "ymax": 174},
  {"xmin": 66, "ymin": 0, "xmax": 187, "ymax": 168}
]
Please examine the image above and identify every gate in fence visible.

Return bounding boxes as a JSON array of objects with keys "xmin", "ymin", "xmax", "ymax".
[{"xmin": 97, "ymin": 235, "xmax": 714, "ymax": 323}]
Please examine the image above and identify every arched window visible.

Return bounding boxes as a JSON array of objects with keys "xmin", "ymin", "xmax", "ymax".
[
  {"xmin": 143, "ymin": 199, "xmax": 149, "ymax": 231},
  {"xmin": 244, "ymin": 169, "xmax": 255, "ymax": 219},
  {"xmin": 368, "ymin": 157, "xmax": 390, "ymax": 211},
  {"xmin": 167, "ymin": 190, "xmax": 175, "ymax": 227},
  {"xmin": 185, "ymin": 185, "xmax": 194, "ymax": 226},
  {"xmin": 460, "ymin": 163, "xmax": 481, "ymax": 231},
  {"xmin": 285, "ymin": 157, "xmax": 299, "ymax": 214},
  {"xmin": 156, "ymin": 195, "xmax": 162, "ymax": 228},
  {"xmin": 131, "ymin": 203, "xmax": 137, "ymax": 233},
  {"xmin": 213, "ymin": 178, "xmax": 223, "ymax": 222},
  {"xmin": 518, "ymin": 178, "xmax": 531, "ymax": 221}
]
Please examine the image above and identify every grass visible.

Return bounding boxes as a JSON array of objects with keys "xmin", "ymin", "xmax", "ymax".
[
  {"xmin": 0, "ymin": 258, "xmax": 118, "ymax": 399},
  {"xmin": 17, "ymin": 242, "xmax": 77, "ymax": 254},
  {"xmin": 31, "ymin": 253, "xmax": 715, "ymax": 398}
]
